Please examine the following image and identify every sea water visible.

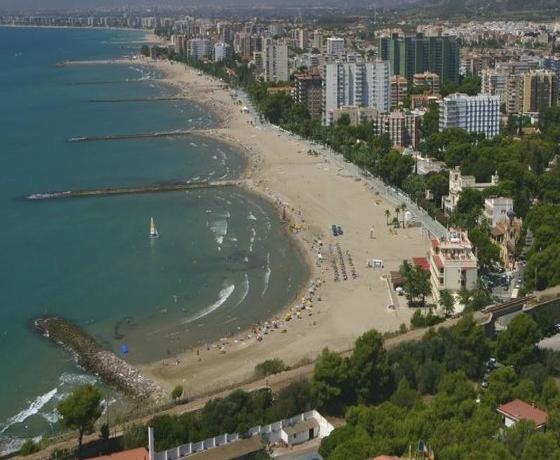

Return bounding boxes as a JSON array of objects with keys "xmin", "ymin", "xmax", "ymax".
[{"xmin": 0, "ymin": 27, "xmax": 307, "ymax": 451}]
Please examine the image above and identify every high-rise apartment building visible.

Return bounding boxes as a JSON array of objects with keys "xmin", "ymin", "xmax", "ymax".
[
  {"xmin": 439, "ymin": 93, "xmax": 500, "ymax": 138},
  {"xmin": 323, "ymin": 60, "xmax": 390, "ymax": 125},
  {"xmin": 379, "ymin": 33, "xmax": 460, "ymax": 84},
  {"xmin": 542, "ymin": 56, "xmax": 560, "ymax": 90},
  {"xmin": 372, "ymin": 110, "xmax": 422, "ymax": 148},
  {"xmin": 413, "ymin": 71, "xmax": 440, "ymax": 95},
  {"xmin": 312, "ymin": 30, "xmax": 323, "ymax": 51},
  {"xmin": 294, "ymin": 28, "xmax": 309, "ymax": 50},
  {"xmin": 326, "ymin": 37, "xmax": 345, "ymax": 56},
  {"xmin": 293, "ymin": 72, "xmax": 323, "ymax": 118},
  {"xmin": 188, "ymin": 38, "xmax": 212, "ymax": 61},
  {"xmin": 390, "ymin": 75, "xmax": 408, "ymax": 108},
  {"xmin": 213, "ymin": 42, "xmax": 231, "ymax": 62},
  {"xmin": 522, "ymin": 70, "xmax": 558, "ymax": 113},
  {"xmin": 263, "ymin": 43, "xmax": 289, "ymax": 83},
  {"xmin": 481, "ymin": 69, "xmax": 508, "ymax": 104}
]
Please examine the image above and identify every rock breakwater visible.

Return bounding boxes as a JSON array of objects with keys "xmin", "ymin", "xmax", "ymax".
[{"xmin": 34, "ymin": 316, "xmax": 166, "ymax": 402}]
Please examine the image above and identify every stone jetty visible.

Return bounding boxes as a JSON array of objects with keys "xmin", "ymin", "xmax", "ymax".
[{"xmin": 35, "ymin": 316, "xmax": 167, "ymax": 402}]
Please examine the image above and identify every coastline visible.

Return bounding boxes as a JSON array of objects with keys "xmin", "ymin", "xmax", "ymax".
[{"xmin": 128, "ymin": 58, "xmax": 429, "ymax": 397}]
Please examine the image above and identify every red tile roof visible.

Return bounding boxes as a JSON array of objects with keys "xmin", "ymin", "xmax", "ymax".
[
  {"xmin": 89, "ymin": 448, "xmax": 149, "ymax": 460},
  {"xmin": 497, "ymin": 399, "xmax": 548, "ymax": 427},
  {"xmin": 413, "ymin": 257, "xmax": 430, "ymax": 272}
]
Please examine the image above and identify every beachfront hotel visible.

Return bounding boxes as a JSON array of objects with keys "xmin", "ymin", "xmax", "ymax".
[{"xmin": 429, "ymin": 229, "xmax": 478, "ymax": 298}]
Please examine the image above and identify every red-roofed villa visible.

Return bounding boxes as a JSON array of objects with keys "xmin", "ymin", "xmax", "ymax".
[{"xmin": 497, "ymin": 399, "xmax": 548, "ymax": 431}]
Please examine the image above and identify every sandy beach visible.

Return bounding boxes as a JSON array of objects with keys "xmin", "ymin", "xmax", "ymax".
[{"xmin": 128, "ymin": 57, "xmax": 429, "ymax": 397}]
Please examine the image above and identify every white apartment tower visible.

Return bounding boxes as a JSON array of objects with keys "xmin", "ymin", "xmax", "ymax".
[
  {"xmin": 439, "ymin": 93, "xmax": 500, "ymax": 138},
  {"xmin": 263, "ymin": 43, "xmax": 289, "ymax": 83},
  {"xmin": 323, "ymin": 60, "xmax": 390, "ymax": 125}
]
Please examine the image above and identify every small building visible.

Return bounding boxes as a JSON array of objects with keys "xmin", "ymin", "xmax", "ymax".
[
  {"xmin": 280, "ymin": 418, "xmax": 319, "ymax": 446},
  {"xmin": 442, "ymin": 167, "xmax": 499, "ymax": 214},
  {"xmin": 497, "ymin": 399, "xmax": 548, "ymax": 431}
]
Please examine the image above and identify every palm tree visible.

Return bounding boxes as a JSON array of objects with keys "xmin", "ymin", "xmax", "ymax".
[
  {"xmin": 401, "ymin": 203, "xmax": 407, "ymax": 228},
  {"xmin": 384, "ymin": 209, "xmax": 391, "ymax": 226},
  {"xmin": 395, "ymin": 207, "xmax": 400, "ymax": 227}
]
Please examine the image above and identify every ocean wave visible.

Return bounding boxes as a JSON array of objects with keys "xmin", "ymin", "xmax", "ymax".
[
  {"xmin": 183, "ymin": 283, "xmax": 235, "ymax": 323},
  {"xmin": 58, "ymin": 372, "xmax": 97, "ymax": 387},
  {"xmin": 262, "ymin": 253, "xmax": 271, "ymax": 297},
  {"xmin": 0, "ymin": 389, "xmax": 57, "ymax": 434},
  {"xmin": 234, "ymin": 274, "xmax": 250, "ymax": 308},
  {"xmin": 248, "ymin": 212, "xmax": 257, "ymax": 221},
  {"xmin": 210, "ymin": 218, "xmax": 228, "ymax": 247},
  {"xmin": 249, "ymin": 228, "xmax": 256, "ymax": 253},
  {"xmin": 41, "ymin": 410, "xmax": 59, "ymax": 424}
]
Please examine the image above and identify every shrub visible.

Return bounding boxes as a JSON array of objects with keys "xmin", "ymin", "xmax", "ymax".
[
  {"xmin": 171, "ymin": 385, "xmax": 184, "ymax": 400},
  {"xmin": 254, "ymin": 358, "xmax": 286, "ymax": 378},
  {"xmin": 20, "ymin": 440, "xmax": 39, "ymax": 456}
]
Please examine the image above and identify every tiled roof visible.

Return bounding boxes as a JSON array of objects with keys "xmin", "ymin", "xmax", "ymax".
[{"xmin": 497, "ymin": 399, "xmax": 548, "ymax": 427}]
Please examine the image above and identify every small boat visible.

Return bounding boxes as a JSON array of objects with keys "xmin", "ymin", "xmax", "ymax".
[{"xmin": 149, "ymin": 216, "xmax": 159, "ymax": 239}]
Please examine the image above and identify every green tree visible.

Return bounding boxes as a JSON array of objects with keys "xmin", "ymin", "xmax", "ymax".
[
  {"xmin": 521, "ymin": 432, "xmax": 560, "ymax": 460},
  {"xmin": 57, "ymin": 384, "xmax": 103, "ymax": 456},
  {"xmin": 400, "ymin": 261, "xmax": 432, "ymax": 307},
  {"xmin": 496, "ymin": 314, "xmax": 541, "ymax": 368},
  {"xmin": 439, "ymin": 289, "xmax": 455, "ymax": 317},
  {"xmin": 384, "ymin": 209, "xmax": 391, "ymax": 226},
  {"xmin": 312, "ymin": 348, "xmax": 351, "ymax": 415},
  {"xmin": 349, "ymin": 330, "xmax": 390, "ymax": 404}
]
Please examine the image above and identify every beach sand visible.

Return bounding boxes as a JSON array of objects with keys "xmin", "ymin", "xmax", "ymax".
[{"xmin": 134, "ymin": 59, "xmax": 429, "ymax": 397}]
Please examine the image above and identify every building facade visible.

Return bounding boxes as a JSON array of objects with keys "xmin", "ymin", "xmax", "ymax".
[
  {"xmin": 379, "ymin": 33, "xmax": 460, "ymax": 84},
  {"xmin": 293, "ymin": 72, "xmax": 323, "ymax": 118},
  {"xmin": 263, "ymin": 43, "xmax": 289, "ymax": 82},
  {"xmin": 390, "ymin": 75, "xmax": 408, "ymax": 108},
  {"xmin": 326, "ymin": 37, "xmax": 345, "ymax": 56},
  {"xmin": 429, "ymin": 230, "xmax": 479, "ymax": 296},
  {"xmin": 413, "ymin": 71, "xmax": 440, "ymax": 94},
  {"xmin": 439, "ymin": 93, "xmax": 500, "ymax": 138},
  {"xmin": 522, "ymin": 69, "xmax": 558, "ymax": 113},
  {"xmin": 323, "ymin": 60, "xmax": 390, "ymax": 125},
  {"xmin": 372, "ymin": 110, "xmax": 422, "ymax": 148}
]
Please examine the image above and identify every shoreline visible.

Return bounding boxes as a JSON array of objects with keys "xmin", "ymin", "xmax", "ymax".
[{"xmin": 130, "ymin": 58, "xmax": 428, "ymax": 397}]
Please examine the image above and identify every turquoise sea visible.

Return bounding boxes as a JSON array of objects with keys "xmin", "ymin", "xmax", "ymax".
[{"xmin": 0, "ymin": 27, "xmax": 307, "ymax": 452}]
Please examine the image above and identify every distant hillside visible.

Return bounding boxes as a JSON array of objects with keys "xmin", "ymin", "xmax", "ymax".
[{"xmin": 417, "ymin": 0, "xmax": 560, "ymax": 15}]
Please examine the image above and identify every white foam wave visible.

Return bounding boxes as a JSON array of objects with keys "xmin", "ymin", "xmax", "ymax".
[
  {"xmin": 41, "ymin": 410, "xmax": 59, "ymax": 424},
  {"xmin": 0, "ymin": 389, "xmax": 57, "ymax": 434},
  {"xmin": 190, "ymin": 142, "xmax": 198, "ymax": 147},
  {"xmin": 59, "ymin": 372, "xmax": 97, "ymax": 386},
  {"xmin": 249, "ymin": 228, "xmax": 256, "ymax": 253},
  {"xmin": 210, "ymin": 219, "xmax": 228, "ymax": 246},
  {"xmin": 183, "ymin": 284, "xmax": 235, "ymax": 323},
  {"xmin": 262, "ymin": 253, "xmax": 271, "ymax": 297},
  {"xmin": 248, "ymin": 212, "xmax": 257, "ymax": 221},
  {"xmin": 234, "ymin": 274, "xmax": 250, "ymax": 308}
]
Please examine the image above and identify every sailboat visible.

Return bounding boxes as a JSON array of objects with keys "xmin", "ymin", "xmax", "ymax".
[{"xmin": 149, "ymin": 216, "xmax": 159, "ymax": 239}]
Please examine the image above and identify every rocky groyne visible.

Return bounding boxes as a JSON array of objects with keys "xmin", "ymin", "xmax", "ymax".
[{"xmin": 35, "ymin": 316, "xmax": 166, "ymax": 402}]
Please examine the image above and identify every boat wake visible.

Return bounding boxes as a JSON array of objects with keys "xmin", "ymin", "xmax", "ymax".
[
  {"xmin": 183, "ymin": 283, "xmax": 236, "ymax": 323},
  {"xmin": 262, "ymin": 253, "xmax": 271, "ymax": 297}
]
